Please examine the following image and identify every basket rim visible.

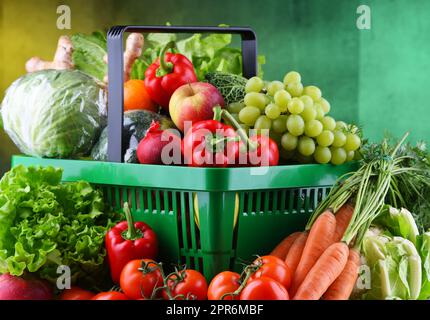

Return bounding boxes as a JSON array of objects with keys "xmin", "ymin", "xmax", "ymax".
[{"xmin": 11, "ymin": 155, "xmax": 357, "ymax": 192}]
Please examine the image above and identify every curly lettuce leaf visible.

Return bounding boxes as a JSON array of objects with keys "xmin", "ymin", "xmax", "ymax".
[{"xmin": 0, "ymin": 165, "xmax": 117, "ymax": 284}]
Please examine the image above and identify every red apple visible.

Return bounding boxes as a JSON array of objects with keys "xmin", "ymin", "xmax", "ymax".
[{"xmin": 169, "ymin": 82, "xmax": 225, "ymax": 132}]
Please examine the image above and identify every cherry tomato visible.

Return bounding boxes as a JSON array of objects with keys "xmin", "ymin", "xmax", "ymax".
[
  {"xmin": 91, "ymin": 291, "xmax": 129, "ymax": 300},
  {"xmin": 163, "ymin": 269, "xmax": 208, "ymax": 300},
  {"xmin": 59, "ymin": 286, "xmax": 95, "ymax": 300},
  {"xmin": 240, "ymin": 277, "xmax": 289, "ymax": 300},
  {"xmin": 251, "ymin": 255, "xmax": 292, "ymax": 289},
  {"xmin": 208, "ymin": 271, "xmax": 241, "ymax": 300},
  {"xmin": 120, "ymin": 259, "xmax": 163, "ymax": 300},
  {"xmin": 254, "ymin": 255, "xmax": 286, "ymax": 266}
]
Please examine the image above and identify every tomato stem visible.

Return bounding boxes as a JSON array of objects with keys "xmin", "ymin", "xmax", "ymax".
[
  {"xmin": 220, "ymin": 258, "xmax": 261, "ymax": 300},
  {"xmin": 218, "ymin": 107, "xmax": 258, "ymax": 151},
  {"xmin": 212, "ymin": 105, "xmax": 223, "ymax": 122}
]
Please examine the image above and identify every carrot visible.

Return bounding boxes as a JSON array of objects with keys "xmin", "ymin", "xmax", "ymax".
[
  {"xmin": 333, "ymin": 204, "xmax": 354, "ymax": 242},
  {"xmin": 270, "ymin": 232, "xmax": 302, "ymax": 260},
  {"xmin": 293, "ymin": 242, "xmax": 349, "ymax": 300},
  {"xmin": 322, "ymin": 248, "xmax": 360, "ymax": 300},
  {"xmin": 289, "ymin": 211, "xmax": 336, "ymax": 296},
  {"xmin": 285, "ymin": 232, "xmax": 308, "ymax": 276}
]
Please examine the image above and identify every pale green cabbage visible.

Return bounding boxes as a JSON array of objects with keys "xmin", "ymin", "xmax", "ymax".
[{"xmin": 1, "ymin": 70, "xmax": 106, "ymax": 158}]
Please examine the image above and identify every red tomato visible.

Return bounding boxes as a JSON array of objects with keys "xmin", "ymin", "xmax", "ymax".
[
  {"xmin": 59, "ymin": 286, "xmax": 95, "ymax": 300},
  {"xmin": 254, "ymin": 255, "xmax": 286, "ymax": 266},
  {"xmin": 120, "ymin": 259, "xmax": 163, "ymax": 300},
  {"xmin": 208, "ymin": 271, "xmax": 241, "ymax": 300},
  {"xmin": 91, "ymin": 291, "xmax": 129, "ymax": 300},
  {"xmin": 240, "ymin": 277, "xmax": 289, "ymax": 300},
  {"xmin": 251, "ymin": 255, "xmax": 292, "ymax": 290},
  {"xmin": 163, "ymin": 269, "xmax": 208, "ymax": 300}
]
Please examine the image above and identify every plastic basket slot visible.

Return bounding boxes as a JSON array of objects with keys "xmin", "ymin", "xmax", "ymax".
[
  {"xmin": 129, "ymin": 187, "xmax": 137, "ymax": 212},
  {"xmin": 163, "ymin": 190, "xmax": 172, "ymax": 215},
  {"xmin": 189, "ymin": 256, "xmax": 196, "ymax": 270},
  {"xmin": 270, "ymin": 190, "xmax": 280, "ymax": 214},
  {"xmin": 254, "ymin": 192, "xmax": 261, "ymax": 215},
  {"xmin": 115, "ymin": 186, "xmax": 121, "ymax": 210},
  {"xmin": 296, "ymin": 189, "xmax": 304, "ymax": 214},
  {"xmin": 262, "ymin": 191, "xmax": 270, "ymax": 215},
  {"xmin": 244, "ymin": 191, "xmax": 255, "ymax": 215},
  {"xmin": 198, "ymin": 257, "xmax": 204, "ymax": 274},
  {"xmin": 288, "ymin": 189, "xmax": 297, "ymax": 214},
  {"xmin": 178, "ymin": 191, "xmax": 202, "ymax": 267},
  {"xmin": 279, "ymin": 189, "xmax": 287, "ymax": 213},
  {"xmin": 120, "ymin": 187, "xmax": 129, "ymax": 207},
  {"xmin": 301, "ymin": 188, "xmax": 311, "ymax": 214},
  {"xmin": 134, "ymin": 188, "xmax": 141, "ymax": 211},
  {"xmin": 183, "ymin": 192, "xmax": 193, "ymax": 250},
  {"xmin": 154, "ymin": 190, "xmax": 161, "ymax": 214},
  {"xmin": 145, "ymin": 190, "xmax": 152, "ymax": 214},
  {"xmin": 188, "ymin": 192, "xmax": 200, "ymax": 251},
  {"xmin": 309, "ymin": 187, "xmax": 317, "ymax": 210},
  {"xmin": 178, "ymin": 191, "xmax": 188, "ymax": 253}
]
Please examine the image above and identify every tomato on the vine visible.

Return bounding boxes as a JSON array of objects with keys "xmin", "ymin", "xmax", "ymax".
[
  {"xmin": 254, "ymin": 255, "xmax": 286, "ymax": 266},
  {"xmin": 240, "ymin": 277, "xmax": 289, "ymax": 300},
  {"xmin": 250, "ymin": 255, "xmax": 292, "ymax": 290},
  {"xmin": 120, "ymin": 259, "xmax": 163, "ymax": 299},
  {"xmin": 91, "ymin": 291, "xmax": 129, "ymax": 300},
  {"xmin": 208, "ymin": 271, "xmax": 240, "ymax": 300},
  {"xmin": 59, "ymin": 286, "xmax": 95, "ymax": 300},
  {"xmin": 162, "ymin": 269, "xmax": 208, "ymax": 300}
]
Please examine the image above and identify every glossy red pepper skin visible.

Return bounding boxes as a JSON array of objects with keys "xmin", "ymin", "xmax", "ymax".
[
  {"xmin": 144, "ymin": 52, "xmax": 197, "ymax": 109},
  {"xmin": 238, "ymin": 135, "xmax": 280, "ymax": 166},
  {"xmin": 182, "ymin": 120, "xmax": 239, "ymax": 167},
  {"xmin": 106, "ymin": 220, "xmax": 158, "ymax": 284}
]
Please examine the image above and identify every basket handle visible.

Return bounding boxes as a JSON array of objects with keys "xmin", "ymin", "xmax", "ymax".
[{"xmin": 106, "ymin": 25, "xmax": 258, "ymax": 162}]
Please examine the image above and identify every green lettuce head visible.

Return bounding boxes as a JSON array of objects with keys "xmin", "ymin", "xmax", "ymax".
[
  {"xmin": 362, "ymin": 231, "xmax": 422, "ymax": 300},
  {"xmin": 374, "ymin": 206, "xmax": 419, "ymax": 244},
  {"xmin": 416, "ymin": 232, "xmax": 430, "ymax": 299}
]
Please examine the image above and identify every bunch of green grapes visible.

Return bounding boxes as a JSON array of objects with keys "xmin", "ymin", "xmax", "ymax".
[{"xmin": 226, "ymin": 71, "xmax": 361, "ymax": 165}]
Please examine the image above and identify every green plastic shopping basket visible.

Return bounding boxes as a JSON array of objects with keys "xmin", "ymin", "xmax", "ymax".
[{"xmin": 11, "ymin": 25, "xmax": 356, "ymax": 281}]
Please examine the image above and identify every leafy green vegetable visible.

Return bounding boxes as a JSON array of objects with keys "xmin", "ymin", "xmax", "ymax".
[
  {"xmin": 362, "ymin": 232, "xmax": 422, "ymax": 300},
  {"xmin": 380, "ymin": 140, "xmax": 430, "ymax": 232},
  {"xmin": 1, "ymin": 70, "xmax": 106, "ymax": 158},
  {"xmin": 0, "ymin": 165, "xmax": 118, "ymax": 284},
  {"xmin": 205, "ymin": 72, "xmax": 247, "ymax": 105},
  {"xmin": 70, "ymin": 29, "xmax": 265, "ymax": 81},
  {"xmin": 374, "ymin": 206, "xmax": 419, "ymax": 244},
  {"xmin": 131, "ymin": 30, "xmax": 265, "ymax": 80},
  {"xmin": 417, "ymin": 232, "xmax": 430, "ymax": 299},
  {"xmin": 71, "ymin": 31, "xmax": 108, "ymax": 81}
]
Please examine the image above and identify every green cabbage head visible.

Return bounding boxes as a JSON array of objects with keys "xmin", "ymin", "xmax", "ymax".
[{"xmin": 1, "ymin": 70, "xmax": 106, "ymax": 158}]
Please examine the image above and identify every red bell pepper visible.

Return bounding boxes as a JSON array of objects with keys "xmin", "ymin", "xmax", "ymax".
[
  {"xmin": 144, "ymin": 41, "xmax": 197, "ymax": 109},
  {"xmin": 105, "ymin": 203, "xmax": 158, "ymax": 283},
  {"xmin": 182, "ymin": 108, "xmax": 239, "ymax": 167}
]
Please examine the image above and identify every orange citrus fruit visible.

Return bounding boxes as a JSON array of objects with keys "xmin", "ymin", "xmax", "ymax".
[{"xmin": 124, "ymin": 79, "xmax": 158, "ymax": 112}]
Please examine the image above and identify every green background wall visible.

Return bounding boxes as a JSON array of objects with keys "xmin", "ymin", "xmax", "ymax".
[{"xmin": 1, "ymin": 0, "xmax": 429, "ymax": 173}]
